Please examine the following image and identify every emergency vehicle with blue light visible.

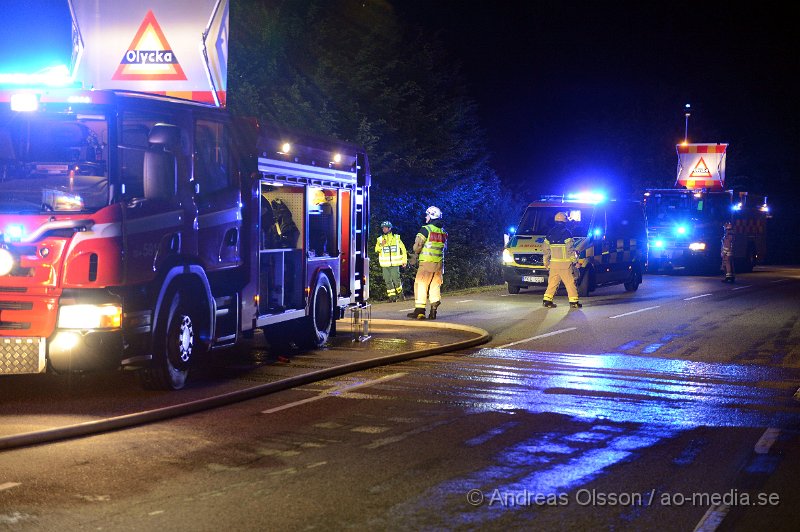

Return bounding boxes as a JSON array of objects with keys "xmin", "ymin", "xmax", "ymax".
[
  {"xmin": 502, "ymin": 193, "xmax": 647, "ymax": 296},
  {"xmin": 644, "ymin": 143, "xmax": 770, "ymax": 273},
  {"xmin": 0, "ymin": 1, "xmax": 370, "ymax": 389}
]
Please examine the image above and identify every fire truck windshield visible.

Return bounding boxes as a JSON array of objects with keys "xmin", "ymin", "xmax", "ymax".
[
  {"xmin": 517, "ymin": 206, "xmax": 592, "ymax": 236},
  {"xmin": 0, "ymin": 111, "xmax": 109, "ymax": 213},
  {"xmin": 645, "ymin": 192, "xmax": 730, "ymax": 226}
]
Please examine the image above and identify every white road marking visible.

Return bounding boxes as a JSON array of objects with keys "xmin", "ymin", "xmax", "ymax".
[
  {"xmin": 608, "ymin": 306, "xmax": 661, "ymax": 319},
  {"xmin": 770, "ymin": 279, "xmax": 789, "ymax": 283},
  {"xmin": 496, "ymin": 328, "xmax": 577, "ymax": 349},
  {"xmin": 500, "ymin": 294, "xmax": 511, "ymax": 297},
  {"xmin": 692, "ymin": 427, "xmax": 780, "ymax": 531},
  {"xmin": 694, "ymin": 503, "xmax": 730, "ymax": 532},
  {"xmin": 732, "ymin": 285, "xmax": 750, "ymax": 290},
  {"xmin": 400, "ymin": 308, "xmax": 415, "ymax": 312},
  {"xmin": 457, "ymin": 299, "xmax": 473, "ymax": 303},
  {"xmin": 684, "ymin": 293, "xmax": 712, "ymax": 301},
  {"xmin": 262, "ymin": 373, "xmax": 407, "ymax": 414},
  {"xmin": 0, "ymin": 482, "xmax": 20, "ymax": 491},
  {"xmin": 754, "ymin": 427, "xmax": 780, "ymax": 454}
]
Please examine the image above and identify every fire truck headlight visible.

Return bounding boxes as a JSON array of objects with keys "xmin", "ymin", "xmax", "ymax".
[
  {"xmin": 10, "ymin": 93, "xmax": 39, "ymax": 112},
  {"xmin": 0, "ymin": 248, "xmax": 14, "ymax": 276},
  {"xmin": 502, "ymin": 248, "xmax": 514, "ymax": 264},
  {"xmin": 51, "ymin": 332, "xmax": 81, "ymax": 351},
  {"xmin": 58, "ymin": 304, "xmax": 122, "ymax": 330},
  {"xmin": 689, "ymin": 242, "xmax": 706, "ymax": 251}
]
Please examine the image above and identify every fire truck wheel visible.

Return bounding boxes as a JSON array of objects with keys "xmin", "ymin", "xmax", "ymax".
[
  {"xmin": 507, "ymin": 283, "xmax": 521, "ymax": 294},
  {"xmin": 303, "ymin": 273, "xmax": 334, "ymax": 348},
  {"xmin": 140, "ymin": 289, "xmax": 194, "ymax": 390}
]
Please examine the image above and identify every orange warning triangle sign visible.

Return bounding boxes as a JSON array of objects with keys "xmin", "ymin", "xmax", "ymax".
[
  {"xmin": 689, "ymin": 157, "xmax": 713, "ymax": 178},
  {"xmin": 112, "ymin": 10, "xmax": 187, "ymax": 81}
]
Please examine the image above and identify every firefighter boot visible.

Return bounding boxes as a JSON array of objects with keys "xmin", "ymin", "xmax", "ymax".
[
  {"xmin": 569, "ymin": 301, "xmax": 583, "ymax": 309},
  {"xmin": 543, "ymin": 300, "xmax": 557, "ymax": 308},
  {"xmin": 428, "ymin": 301, "xmax": 440, "ymax": 320},
  {"xmin": 407, "ymin": 308, "xmax": 426, "ymax": 320}
]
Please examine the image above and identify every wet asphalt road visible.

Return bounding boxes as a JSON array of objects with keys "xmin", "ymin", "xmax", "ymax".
[{"xmin": 1, "ymin": 266, "xmax": 799, "ymax": 530}]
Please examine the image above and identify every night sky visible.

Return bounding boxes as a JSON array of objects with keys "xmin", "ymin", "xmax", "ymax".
[
  {"xmin": 396, "ymin": 1, "xmax": 798, "ymax": 195},
  {"xmin": 2, "ymin": 1, "xmax": 798, "ymax": 259}
]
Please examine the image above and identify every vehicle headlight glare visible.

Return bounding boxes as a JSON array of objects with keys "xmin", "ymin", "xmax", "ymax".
[
  {"xmin": 689, "ymin": 242, "xmax": 706, "ymax": 251},
  {"xmin": 502, "ymin": 248, "xmax": 514, "ymax": 264},
  {"xmin": 0, "ymin": 249, "xmax": 14, "ymax": 276},
  {"xmin": 58, "ymin": 304, "xmax": 122, "ymax": 329}
]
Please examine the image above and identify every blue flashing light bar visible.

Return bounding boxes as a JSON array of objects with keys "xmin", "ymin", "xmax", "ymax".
[
  {"xmin": 4, "ymin": 224, "xmax": 25, "ymax": 241},
  {"xmin": 566, "ymin": 191, "xmax": 606, "ymax": 204},
  {"xmin": 0, "ymin": 65, "xmax": 76, "ymax": 88}
]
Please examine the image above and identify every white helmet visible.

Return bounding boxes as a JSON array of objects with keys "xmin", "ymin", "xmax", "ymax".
[{"xmin": 425, "ymin": 206, "xmax": 442, "ymax": 220}]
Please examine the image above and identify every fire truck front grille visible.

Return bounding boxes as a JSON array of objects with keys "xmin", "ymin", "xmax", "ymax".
[
  {"xmin": 0, "ymin": 338, "xmax": 45, "ymax": 374},
  {"xmin": 0, "ymin": 301, "xmax": 33, "ymax": 311},
  {"xmin": 0, "ymin": 322, "xmax": 31, "ymax": 330},
  {"xmin": 514, "ymin": 253, "xmax": 544, "ymax": 266}
]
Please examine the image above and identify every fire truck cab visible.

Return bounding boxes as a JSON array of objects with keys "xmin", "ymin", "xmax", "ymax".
[{"xmin": 0, "ymin": 88, "xmax": 370, "ymax": 389}]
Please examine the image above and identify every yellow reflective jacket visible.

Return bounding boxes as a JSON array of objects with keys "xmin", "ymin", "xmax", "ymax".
[
  {"xmin": 418, "ymin": 224, "xmax": 447, "ymax": 263},
  {"xmin": 375, "ymin": 233, "xmax": 407, "ymax": 267},
  {"xmin": 543, "ymin": 224, "xmax": 576, "ymax": 268}
]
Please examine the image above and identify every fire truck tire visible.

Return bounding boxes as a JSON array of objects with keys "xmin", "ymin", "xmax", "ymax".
[
  {"xmin": 507, "ymin": 283, "xmax": 521, "ymax": 294},
  {"xmin": 303, "ymin": 273, "xmax": 334, "ymax": 348},
  {"xmin": 140, "ymin": 288, "xmax": 195, "ymax": 391}
]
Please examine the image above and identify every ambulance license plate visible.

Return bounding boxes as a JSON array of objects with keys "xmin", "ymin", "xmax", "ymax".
[{"xmin": 523, "ymin": 275, "xmax": 545, "ymax": 283}]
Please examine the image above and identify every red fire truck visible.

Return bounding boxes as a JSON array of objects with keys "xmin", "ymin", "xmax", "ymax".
[
  {"xmin": 644, "ymin": 143, "xmax": 770, "ymax": 274},
  {"xmin": 0, "ymin": 88, "xmax": 370, "ymax": 389}
]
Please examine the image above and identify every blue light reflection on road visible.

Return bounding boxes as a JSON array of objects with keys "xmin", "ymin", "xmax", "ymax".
[
  {"xmin": 456, "ymin": 348, "xmax": 800, "ymax": 428},
  {"xmin": 383, "ymin": 348, "xmax": 800, "ymax": 528}
]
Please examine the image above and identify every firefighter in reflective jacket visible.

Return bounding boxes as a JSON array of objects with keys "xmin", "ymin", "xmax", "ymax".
[
  {"xmin": 375, "ymin": 221, "xmax": 407, "ymax": 301},
  {"xmin": 721, "ymin": 221, "xmax": 735, "ymax": 283},
  {"xmin": 542, "ymin": 212, "xmax": 582, "ymax": 309},
  {"xmin": 407, "ymin": 206, "xmax": 447, "ymax": 320}
]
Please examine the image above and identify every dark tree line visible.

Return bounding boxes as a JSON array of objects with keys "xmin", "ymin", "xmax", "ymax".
[
  {"xmin": 227, "ymin": 0, "xmax": 798, "ymax": 276},
  {"xmin": 228, "ymin": 0, "xmax": 521, "ymax": 296}
]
